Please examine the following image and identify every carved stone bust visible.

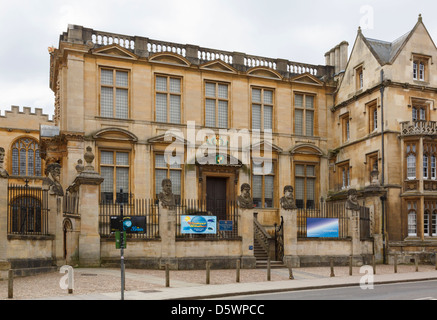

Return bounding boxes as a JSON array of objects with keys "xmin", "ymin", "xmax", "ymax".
[
  {"xmin": 158, "ymin": 178, "xmax": 176, "ymax": 209},
  {"xmin": 280, "ymin": 185, "xmax": 297, "ymax": 210},
  {"xmin": 44, "ymin": 162, "xmax": 64, "ymax": 196},
  {"xmin": 345, "ymin": 188, "xmax": 360, "ymax": 211},
  {"xmin": 237, "ymin": 183, "xmax": 253, "ymax": 209},
  {"xmin": 0, "ymin": 147, "xmax": 9, "ymax": 178}
]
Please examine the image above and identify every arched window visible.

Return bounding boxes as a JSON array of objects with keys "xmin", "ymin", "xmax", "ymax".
[
  {"xmin": 10, "ymin": 196, "xmax": 42, "ymax": 234},
  {"xmin": 408, "ymin": 210, "xmax": 417, "ymax": 237},
  {"xmin": 424, "ymin": 210, "xmax": 430, "ymax": 236},
  {"xmin": 11, "ymin": 138, "xmax": 42, "ymax": 176},
  {"xmin": 433, "ymin": 211, "xmax": 437, "ymax": 237}
]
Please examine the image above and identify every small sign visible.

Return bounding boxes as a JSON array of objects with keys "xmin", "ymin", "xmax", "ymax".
[
  {"xmin": 115, "ymin": 231, "xmax": 127, "ymax": 249},
  {"xmin": 219, "ymin": 220, "xmax": 233, "ymax": 231},
  {"xmin": 111, "ymin": 216, "xmax": 146, "ymax": 234}
]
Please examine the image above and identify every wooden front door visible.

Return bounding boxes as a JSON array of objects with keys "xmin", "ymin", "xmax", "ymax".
[{"xmin": 206, "ymin": 177, "xmax": 227, "ymax": 220}]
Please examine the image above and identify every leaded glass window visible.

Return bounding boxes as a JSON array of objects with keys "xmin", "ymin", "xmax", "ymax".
[{"xmin": 11, "ymin": 138, "xmax": 42, "ymax": 176}]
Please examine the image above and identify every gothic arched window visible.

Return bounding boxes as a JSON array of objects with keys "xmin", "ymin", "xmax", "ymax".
[{"xmin": 11, "ymin": 138, "xmax": 42, "ymax": 176}]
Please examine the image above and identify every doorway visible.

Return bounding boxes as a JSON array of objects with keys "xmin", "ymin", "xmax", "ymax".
[{"xmin": 206, "ymin": 177, "xmax": 227, "ymax": 220}]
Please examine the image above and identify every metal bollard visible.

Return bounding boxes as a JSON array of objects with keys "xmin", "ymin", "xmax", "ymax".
[
  {"xmin": 267, "ymin": 258, "xmax": 271, "ymax": 281},
  {"xmin": 288, "ymin": 266, "xmax": 294, "ymax": 280},
  {"xmin": 236, "ymin": 260, "xmax": 240, "ymax": 283},
  {"xmin": 165, "ymin": 264, "xmax": 170, "ymax": 288},
  {"xmin": 8, "ymin": 269, "xmax": 13, "ymax": 299},
  {"xmin": 206, "ymin": 261, "xmax": 211, "ymax": 285},
  {"xmin": 415, "ymin": 255, "xmax": 419, "ymax": 272},
  {"xmin": 330, "ymin": 258, "xmax": 335, "ymax": 277},
  {"xmin": 372, "ymin": 255, "xmax": 376, "ymax": 275},
  {"xmin": 349, "ymin": 256, "xmax": 353, "ymax": 276},
  {"xmin": 394, "ymin": 254, "xmax": 398, "ymax": 274}
]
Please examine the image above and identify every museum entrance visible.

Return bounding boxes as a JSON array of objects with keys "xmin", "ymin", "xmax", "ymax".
[{"xmin": 206, "ymin": 177, "xmax": 227, "ymax": 220}]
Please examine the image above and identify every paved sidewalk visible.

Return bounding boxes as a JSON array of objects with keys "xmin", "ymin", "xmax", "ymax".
[{"xmin": 7, "ymin": 265, "xmax": 434, "ymax": 300}]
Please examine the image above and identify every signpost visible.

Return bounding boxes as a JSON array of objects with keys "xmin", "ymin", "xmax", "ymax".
[{"xmin": 112, "ymin": 189, "xmax": 146, "ymax": 300}]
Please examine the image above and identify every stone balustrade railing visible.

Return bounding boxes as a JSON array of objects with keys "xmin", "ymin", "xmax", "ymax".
[
  {"xmin": 400, "ymin": 121, "xmax": 437, "ymax": 136},
  {"xmin": 61, "ymin": 25, "xmax": 333, "ymax": 78}
]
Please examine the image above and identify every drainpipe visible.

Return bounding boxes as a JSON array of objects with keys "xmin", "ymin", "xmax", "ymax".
[{"xmin": 380, "ymin": 69, "xmax": 387, "ymax": 264}]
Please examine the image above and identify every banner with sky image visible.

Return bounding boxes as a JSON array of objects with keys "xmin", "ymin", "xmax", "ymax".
[{"xmin": 307, "ymin": 218, "xmax": 339, "ymax": 238}]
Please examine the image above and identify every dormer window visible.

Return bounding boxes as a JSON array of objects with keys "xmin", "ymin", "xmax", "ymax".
[
  {"xmin": 355, "ymin": 65, "xmax": 364, "ymax": 90},
  {"xmin": 412, "ymin": 55, "xmax": 430, "ymax": 82}
]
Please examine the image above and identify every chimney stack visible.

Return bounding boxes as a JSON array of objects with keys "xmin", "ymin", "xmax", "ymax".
[{"xmin": 325, "ymin": 41, "xmax": 349, "ymax": 74}]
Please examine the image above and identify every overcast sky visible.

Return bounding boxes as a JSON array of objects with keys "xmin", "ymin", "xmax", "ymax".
[{"xmin": 0, "ymin": 0, "xmax": 436, "ymax": 118}]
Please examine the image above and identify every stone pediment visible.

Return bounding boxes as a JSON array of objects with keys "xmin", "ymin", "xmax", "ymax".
[
  {"xmin": 93, "ymin": 127, "xmax": 138, "ymax": 142},
  {"xmin": 291, "ymin": 73, "xmax": 323, "ymax": 85},
  {"xmin": 92, "ymin": 45, "xmax": 138, "ymax": 60},
  {"xmin": 290, "ymin": 144, "xmax": 324, "ymax": 156},
  {"xmin": 200, "ymin": 60, "xmax": 237, "ymax": 73},
  {"xmin": 147, "ymin": 132, "xmax": 188, "ymax": 145},
  {"xmin": 247, "ymin": 67, "xmax": 282, "ymax": 80},
  {"xmin": 148, "ymin": 52, "xmax": 190, "ymax": 67}
]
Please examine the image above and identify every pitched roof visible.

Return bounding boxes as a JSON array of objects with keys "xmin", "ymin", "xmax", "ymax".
[
  {"xmin": 363, "ymin": 30, "xmax": 412, "ymax": 65},
  {"xmin": 360, "ymin": 15, "xmax": 436, "ymax": 66}
]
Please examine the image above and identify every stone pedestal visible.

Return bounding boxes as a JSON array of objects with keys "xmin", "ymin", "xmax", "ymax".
[
  {"xmin": 347, "ymin": 208, "xmax": 362, "ymax": 264},
  {"xmin": 238, "ymin": 208, "xmax": 256, "ymax": 269},
  {"xmin": 74, "ymin": 148, "xmax": 103, "ymax": 267},
  {"xmin": 46, "ymin": 187, "xmax": 64, "ymax": 266},
  {"xmin": 282, "ymin": 208, "xmax": 300, "ymax": 268},
  {"xmin": 159, "ymin": 203, "xmax": 177, "ymax": 269}
]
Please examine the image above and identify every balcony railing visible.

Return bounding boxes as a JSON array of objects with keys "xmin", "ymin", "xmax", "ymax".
[{"xmin": 400, "ymin": 121, "xmax": 437, "ymax": 136}]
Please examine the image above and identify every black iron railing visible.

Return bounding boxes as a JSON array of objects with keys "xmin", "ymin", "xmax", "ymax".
[
  {"xmin": 297, "ymin": 202, "xmax": 349, "ymax": 239},
  {"xmin": 8, "ymin": 182, "xmax": 49, "ymax": 236},
  {"xmin": 175, "ymin": 199, "xmax": 240, "ymax": 240},
  {"xmin": 99, "ymin": 198, "xmax": 160, "ymax": 240}
]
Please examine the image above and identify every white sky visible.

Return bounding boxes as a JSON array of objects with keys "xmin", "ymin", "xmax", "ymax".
[{"xmin": 0, "ymin": 0, "xmax": 436, "ymax": 118}]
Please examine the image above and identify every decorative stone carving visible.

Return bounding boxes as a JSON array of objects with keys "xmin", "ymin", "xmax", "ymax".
[
  {"xmin": 84, "ymin": 146, "xmax": 95, "ymax": 171},
  {"xmin": 345, "ymin": 188, "xmax": 360, "ymax": 211},
  {"xmin": 280, "ymin": 185, "xmax": 297, "ymax": 210},
  {"xmin": 370, "ymin": 164, "xmax": 380, "ymax": 186},
  {"xmin": 0, "ymin": 147, "xmax": 9, "ymax": 178},
  {"xmin": 158, "ymin": 178, "xmax": 176, "ymax": 209},
  {"xmin": 237, "ymin": 183, "xmax": 253, "ymax": 209},
  {"xmin": 73, "ymin": 147, "xmax": 104, "ymax": 186},
  {"xmin": 44, "ymin": 162, "xmax": 64, "ymax": 196},
  {"xmin": 75, "ymin": 159, "xmax": 84, "ymax": 174}
]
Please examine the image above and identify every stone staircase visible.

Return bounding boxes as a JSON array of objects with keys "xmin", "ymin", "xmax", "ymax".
[{"xmin": 253, "ymin": 237, "xmax": 286, "ymax": 269}]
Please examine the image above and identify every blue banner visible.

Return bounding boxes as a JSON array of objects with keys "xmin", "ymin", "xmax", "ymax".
[
  {"xmin": 307, "ymin": 218, "xmax": 339, "ymax": 238},
  {"xmin": 181, "ymin": 216, "xmax": 217, "ymax": 234}
]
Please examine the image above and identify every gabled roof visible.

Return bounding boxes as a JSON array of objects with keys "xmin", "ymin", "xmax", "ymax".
[{"xmin": 361, "ymin": 14, "xmax": 436, "ymax": 66}]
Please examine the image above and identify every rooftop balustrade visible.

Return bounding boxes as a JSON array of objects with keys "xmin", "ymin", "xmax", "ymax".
[{"xmin": 60, "ymin": 25, "xmax": 334, "ymax": 79}]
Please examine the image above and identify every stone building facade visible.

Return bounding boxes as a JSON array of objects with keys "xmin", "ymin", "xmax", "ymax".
[{"xmin": 1, "ymin": 15, "xmax": 435, "ymax": 273}]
